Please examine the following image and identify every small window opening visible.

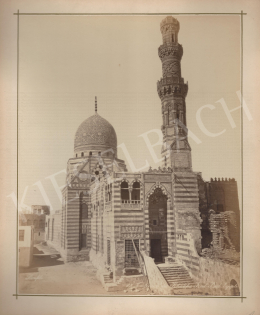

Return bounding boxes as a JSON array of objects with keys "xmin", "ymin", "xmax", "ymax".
[
  {"xmin": 81, "ymin": 152, "xmax": 84, "ymax": 157},
  {"xmin": 131, "ymin": 181, "xmax": 140, "ymax": 201},
  {"xmin": 121, "ymin": 181, "xmax": 129, "ymax": 201},
  {"xmin": 89, "ymin": 152, "xmax": 92, "ymax": 156}
]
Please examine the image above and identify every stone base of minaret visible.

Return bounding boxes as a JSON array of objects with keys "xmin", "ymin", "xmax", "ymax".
[{"xmin": 173, "ymin": 170, "xmax": 202, "ymax": 253}]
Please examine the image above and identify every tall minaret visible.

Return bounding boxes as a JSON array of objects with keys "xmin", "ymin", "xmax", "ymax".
[
  {"xmin": 158, "ymin": 17, "xmax": 202, "ymax": 253},
  {"xmin": 158, "ymin": 16, "xmax": 192, "ymax": 172}
]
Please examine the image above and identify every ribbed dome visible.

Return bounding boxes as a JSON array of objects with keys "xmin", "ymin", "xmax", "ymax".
[{"xmin": 74, "ymin": 114, "xmax": 117, "ymax": 152}]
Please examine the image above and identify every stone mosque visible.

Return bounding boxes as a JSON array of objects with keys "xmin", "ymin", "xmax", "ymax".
[{"xmin": 46, "ymin": 16, "xmax": 240, "ymax": 295}]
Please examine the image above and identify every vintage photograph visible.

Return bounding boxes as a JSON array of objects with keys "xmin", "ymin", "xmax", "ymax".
[{"xmin": 17, "ymin": 14, "xmax": 241, "ymax": 296}]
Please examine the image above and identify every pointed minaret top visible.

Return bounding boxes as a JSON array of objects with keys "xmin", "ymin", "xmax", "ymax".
[{"xmin": 95, "ymin": 96, "xmax": 97, "ymax": 114}]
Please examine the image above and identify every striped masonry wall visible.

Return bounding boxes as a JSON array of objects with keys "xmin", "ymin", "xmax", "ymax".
[
  {"xmin": 176, "ymin": 231, "xmax": 200, "ymax": 272},
  {"xmin": 113, "ymin": 177, "xmax": 145, "ymax": 270},
  {"xmin": 173, "ymin": 172, "xmax": 201, "ymax": 270},
  {"xmin": 61, "ymin": 191, "xmax": 66, "ymax": 249},
  {"xmin": 173, "ymin": 172, "xmax": 199, "ymax": 210},
  {"xmin": 166, "ymin": 198, "xmax": 175, "ymax": 257},
  {"xmin": 66, "ymin": 190, "xmax": 80, "ymax": 251},
  {"xmin": 144, "ymin": 205, "xmax": 150, "ymax": 254}
]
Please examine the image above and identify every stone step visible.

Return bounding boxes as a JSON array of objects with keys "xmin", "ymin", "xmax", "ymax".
[
  {"xmin": 166, "ymin": 276, "xmax": 193, "ymax": 281},
  {"xmin": 160, "ymin": 269, "xmax": 190, "ymax": 274},
  {"xmin": 160, "ymin": 268, "xmax": 190, "ymax": 272},
  {"xmin": 162, "ymin": 273, "xmax": 194, "ymax": 279},
  {"xmin": 166, "ymin": 276, "xmax": 195, "ymax": 281},
  {"xmin": 158, "ymin": 264, "xmax": 197, "ymax": 291},
  {"xmin": 168, "ymin": 280, "xmax": 195, "ymax": 285},
  {"xmin": 158, "ymin": 268, "xmax": 187, "ymax": 272}
]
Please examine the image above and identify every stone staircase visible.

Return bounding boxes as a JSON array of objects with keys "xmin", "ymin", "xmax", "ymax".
[
  {"xmin": 103, "ymin": 274, "xmax": 114, "ymax": 284},
  {"xmin": 99, "ymin": 272, "xmax": 119, "ymax": 292},
  {"xmin": 158, "ymin": 263, "xmax": 198, "ymax": 295}
]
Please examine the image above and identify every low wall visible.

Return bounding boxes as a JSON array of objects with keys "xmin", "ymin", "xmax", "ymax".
[
  {"xmin": 45, "ymin": 212, "xmax": 62, "ymax": 252},
  {"xmin": 188, "ymin": 257, "xmax": 240, "ymax": 296},
  {"xmin": 141, "ymin": 251, "xmax": 172, "ymax": 295},
  {"xmin": 34, "ymin": 231, "xmax": 45, "ymax": 244},
  {"xmin": 19, "ymin": 247, "xmax": 33, "ymax": 267}
]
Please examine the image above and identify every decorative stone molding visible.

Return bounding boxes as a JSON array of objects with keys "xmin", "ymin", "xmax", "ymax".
[
  {"xmin": 120, "ymin": 225, "xmax": 144, "ymax": 240},
  {"xmin": 121, "ymin": 200, "xmax": 141, "ymax": 210},
  {"xmin": 146, "ymin": 166, "xmax": 173, "ymax": 173},
  {"xmin": 145, "ymin": 183, "xmax": 172, "ymax": 204}
]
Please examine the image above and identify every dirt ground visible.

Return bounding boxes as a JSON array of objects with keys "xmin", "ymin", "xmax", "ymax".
[{"xmin": 19, "ymin": 243, "xmax": 150, "ymax": 296}]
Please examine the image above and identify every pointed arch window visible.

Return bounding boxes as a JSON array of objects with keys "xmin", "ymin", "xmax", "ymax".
[
  {"xmin": 131, "ymin": 181, "xmax": 140, "ymax": 201},
  {"xmin": 81, "ymin": 203, "xmax": 88, "ymax": 219},
  {"xmin": 121, "ymin": 181, "xmax": 129, "ymax": 201}
]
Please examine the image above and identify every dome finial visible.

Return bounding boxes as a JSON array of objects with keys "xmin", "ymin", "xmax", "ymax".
[{"xmin": 95, "ymin": 96, "xmax": 97, "ymax": 114}]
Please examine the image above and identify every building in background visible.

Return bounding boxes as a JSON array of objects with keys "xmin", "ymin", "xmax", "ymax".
[
  {"xmin": 45, "ymin": 210, "xmax": 62, "ymax": 252},
  {"xmin": 19, "ymin": 205, "xmax": 49, "ymax": 243},
  {"xmin": 19, "ymin": 226, "xmax": 34, "ymax": 267},
  {"xmin": 31, "ymin": 205, "xmax": 50, "ymax": 215}
]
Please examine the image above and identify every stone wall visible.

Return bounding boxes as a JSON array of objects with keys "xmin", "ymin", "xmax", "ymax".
[
  {"xmin": 197, "ymin": 175, "xmax": 240, "ymax": 251},
  {"xmin": 175, "ymin": 231, "xmax": 240, "ymax": 296},
  {"xmin": 141, "ymin": 251, "xmax": 172, "ymax": 295},
  {"xmin": 191, "ymin": 257, "xmax": 240, "ymax": 296},
  {"xmin": 176, "ymin": 232, "xmax": 200, "ymax": 274},
  {"xmin": 46, "ymin": 211, "xmax": 62, "ymax": 252}
]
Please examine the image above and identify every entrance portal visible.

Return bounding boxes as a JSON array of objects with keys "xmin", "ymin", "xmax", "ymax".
[
  {"xmin": 148, "ymin": 187, "xmax": 168, "ymax": 261},
  {"xmin": 151, "ymin": 239, "xmax": 162, "ymax": 262}
]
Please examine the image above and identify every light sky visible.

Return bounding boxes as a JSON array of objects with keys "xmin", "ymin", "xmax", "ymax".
[{"xmin": 18, "ymin": 15, "xmax": 241, "ymax": 212}]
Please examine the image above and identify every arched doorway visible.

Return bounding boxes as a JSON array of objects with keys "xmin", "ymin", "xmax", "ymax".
[
  {"xmin": 230, "ymin": 279, "xmax": 240, "ymax": 296},
  {"xmin": 148, "ymin": 187, "xmax": 168, "ymax": 262}
]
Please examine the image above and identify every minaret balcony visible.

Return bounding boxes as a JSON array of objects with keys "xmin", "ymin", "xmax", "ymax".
[
  {"xmin": 157, "ymin": 76, "xmax": 182, "ymax": 87},
  {"xmin": 157, "ymin": 80, "xmax": 188, "ymax": 99}
]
